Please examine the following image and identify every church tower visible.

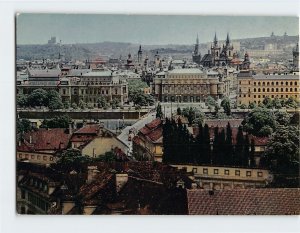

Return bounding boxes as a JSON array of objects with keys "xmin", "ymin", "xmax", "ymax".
[
  {"xmin": 192, "ymin": 34, "xmax": 201, "ymax": 64},
  {"xmin": 138, "ymin": 45, "xmax": 143, "ymax": 63},
  {"xmin": 211, "ymin": 32, "xmax": 221, "ymax": 66}
]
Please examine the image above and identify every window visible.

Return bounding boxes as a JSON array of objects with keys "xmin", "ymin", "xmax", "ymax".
[
  {"xmin": 254, "ymin": 82, "xmax": 256, "ymax": 86},
  {"xmin": 263, "ymin": 88, "xmax": 265, "ymax": 92},
  {"xmin": 271, "ymin": 82, "xmax": 274, "ymax": 85},
  {"xmin": 272, "ymin": 95, "xmax": 274, "ymax": 98},
  {"xmin": 295, "ymin": 82, "xmax": 297, "ymax": 85},
  {"xmin": 43, "ymin": 156, "xmax": 47, "ymax": 161},
  {"xmin": 295, "ymin": 88, "xmax": 297, "ymax": 92},
  {"xmin": 286, "ymin": 88, "xmax": 288, "ymax": 92},
  {"xmin": 254, "ymin": 95, "xmax": 256, "ymax": 98},
  {"xmin": 214, "ymin": 169, "xmax": 219, "ymax": 175},
  {"xmin": 290, "ymin": 82, "xmax": 293, "ymax": 85},
  {"xmin": 235, "ymin": 170, "xmax": 240, "ymax": 176},
  {"xmin": 263, "ymin": 82, "xmax": 265, "ymax": 85},
  {"xmin": 244, "ymin": 94, "xmax": 246, "ymax": 97},
  {"xmin": 258, "ymin": 95, "xmax": 260, "ymax": 98},
  {"xmin": 254, "ymin": 88, "xmax": 256, "ymax": 92},
  {"xmin": 286, "ymin": 82, "xmax": 288, "ymax": 86},
  {"xmin": 276, "ymin": 88, "xmax": 278, "ymax": 92},
  {"xmin": 257, "ymin": 172, "xmax": 263, "ymax": 177},
  {"xmin": 290, "ymin": 88, "xmax": 293, "ymax": 92},
  {"xmin": 115, "ymin": 89, "xmax": 118, "ymax": 95},
  {"xmin": 281, "ymin": 82, "xmax": 283, "ymax": 85},
  {"xmin": 192, "ymin": 168, "xmax": 197, "ymax": 174},
  {"xmin": 31, "ymin": 155, "xmax": 35, "ymax": 159},
  {"xmin": 224, "ymin": 170, "xmax": 229, "ymax": 175},
  {"xmin": 267, "ymin": 82, "xmax": 269, "ymax": 86},
  {"xmin": 18, "ymin": 154, "xmax": 22, "ymax": 158},
  {"xmin": 258, "ymin": 88, "xmax": 261, "ymax": 92},
  {"xmin": 203, "ymin": 168, "xmax": 208, "ymax": 174},
  {"xmin": 267, "ymin": 88, "xmax": 269, "ymax": 92},
  {"xmin": 246, "ymin": 171, "xmax": 252, "ymax": 177}
]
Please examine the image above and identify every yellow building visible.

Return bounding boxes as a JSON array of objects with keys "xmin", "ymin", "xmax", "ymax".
[
  {"xmin": 172, "ymin": 164, "xmax": 271, "ymax": 190},
  {"xmin": 237, "ymin": 71, "xmax": 299, "ymax": 106}
]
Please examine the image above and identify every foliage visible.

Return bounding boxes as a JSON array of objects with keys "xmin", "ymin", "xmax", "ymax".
[
  {"xmin": 242, "ymin": 107, "xmax": 276, "ymax": 137},
  {"xmin": 274, "ymin": 111, "xmax": 291, "ymax": 126},
  {"xmin": 221, "ymin": 97, "xmax": 231, "ymax": 116},
  {"xmin": 111, "ymin": 98, "xmax": 120, "ymax": 109},
  {"xmin": 239, "ymin": 104, "xmax": 247, "ymax": 109},
  {"xmin": 63, "ymin": 101, "xmax": 70, "ymax": 109},
  {"xmin": 17, "ymin": 118, "xmax": 32, "ymax": 133},
  {"xmin": 248, "ymin": 102, "xmax": 256, "ymax": 109},
  {"xmin": 79, "ymin": 99, "xmax": 86, "ymax": 109},
  {"xmin": 17, "ymin": 94, "xmax": 28, "ymax": 107},
  {"xmin": 264, "ymin": 125, "xmax": 299, "ymax": 187},
  {"xmin": 177, "ymin": 107, "xmax": 182, "ymax": 116},
  {"xmin": 205, "ymin": 96, "xmax": 216, "ymax": 107},
  {"xmin": 262, "ymin": 96, "xmax": 273, "ymax": 109},
  {"xmin": 96, "ymin": 151, "xmax": 117, "ymax": 162},
  {"xmin": 71, "ymin": 102, "xmax": 78, "ymax": 109},
  {"xmin": 40, "ymin": 115, "xmax": 71, "ymax": 128},
  {"xmin": 27, "ymin": 88, "xmax": 48, "ymax": 107},
  {"xmin": 97, "ymin": 96, "xmax": 107, "ymax": 108},
  {"xmin": 57, "ymin": 149, "xmax": 92, "ymax": 172},
  {"xmin": 156, "ymin": 103, "xmax": 163, "ymax": 119}
]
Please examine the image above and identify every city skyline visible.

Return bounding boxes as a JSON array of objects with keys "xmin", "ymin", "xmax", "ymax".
[{"xmin": 17, "ymin": 14, "xmax": 299, "ymax": 45}]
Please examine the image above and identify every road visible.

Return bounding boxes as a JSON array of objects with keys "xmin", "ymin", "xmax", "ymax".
[{"xmin": 117, "ymin": 111, "xmax": 156, "ymax": 156}]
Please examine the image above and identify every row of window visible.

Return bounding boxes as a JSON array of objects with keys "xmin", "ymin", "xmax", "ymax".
[
  {"xmin": 253, "ymin": 87, "xmax": 298, "ymax": 92},
  {"xmin": 239, "ymin": 94, "xmax": 298, "ymax": 99},
  {"xmin": 253, "ymin": 81, "xmax": 298, "ymax": 86},
  {"xmin": 18, "ymin": 153, "xmax": 54, "ymax": 162},
  {"xmin": 194, "ymin": 167, "xmax": 263, "ymax": 177}
]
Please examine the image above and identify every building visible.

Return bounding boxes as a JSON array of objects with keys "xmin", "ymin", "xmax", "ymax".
[
  {"xmin": 152, "ymin": 68, "xmax": 230, "ymax": 102},
  {"xmin": 293, "ymin": 43, "xmax": 299, "ymax": 71},
  {"xmin": 17, "ymin": 68, "xmax": 129, "ymax": 106},
  {"xmin": 201, "ymin": 33, "xmax": 234, "ymax": 67},
  {"xmin": 237, "ymin": 72, "xmax": 299, "ymax": 106},
  {"xmin": 132, "ymin": 118, "xmax": 163, "ymax": 162},
  {"xmin": 187, "ymin": 188, "xmax": 300, "ymax": 215},
  {"xmin": 172, "ymin": 164, "xmax": 271, "ymax": 190},
  {"xmin": 192, "ymin": 35, "xmax": 201, "ymax": 64}
]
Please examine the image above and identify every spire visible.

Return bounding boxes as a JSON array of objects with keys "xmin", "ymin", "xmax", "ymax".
[
  {"xmin": 138, "ymin": 45, "xmax": 142, "ymax": 53},
  {"xmin": 196, "ymin": 33, "xmax": 199, "ymax": 45},
  {"xmin": 226, "ymin": 33, "xmax": 230, "ymax": 46},
  {"xmin": 213, "ymin": 32, "xmax": 218, "ymax": 46}
]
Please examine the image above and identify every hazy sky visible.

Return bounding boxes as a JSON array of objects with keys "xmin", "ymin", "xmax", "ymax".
[{"xmin": 16, "ymin": 14, "xmax": 299, "ymax": 45}]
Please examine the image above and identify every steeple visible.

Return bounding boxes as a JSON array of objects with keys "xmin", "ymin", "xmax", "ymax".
[
  {"xmin": 213, "ymin": 32, "xmax": 218, "ymax": 46},
  {"xmin": 194, "ymin": 34, "xmax": 199, "ymax": 55},
  {"xmin": 226, "ymin": 33, "xmax": 230, "ymax": 47},
  {"xmin": 196, "ymin": 33, "xmax": 199, "ymax": 45},
  {"xmin": 138, "ymin": 45, "xmax": 143, "ymax": 63}
]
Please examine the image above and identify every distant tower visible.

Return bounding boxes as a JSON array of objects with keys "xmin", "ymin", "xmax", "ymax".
[
  {"xmin": 225, "ymin": 32, "xmax": 234, "ymax": 58},
  {"xmin": 240, "ymin": 52, "xmax": 250, "ymax": 70},
  {"xmin": 138, "ymin": 45, "xmax": 143, "ymax": 63},
  {"xmin": 211, "ymin": 32, "xmax": 221, "ymax": 66},
  {"xmin": 293, "ymin": 43, "xmax": 299, "ymax": 70},
  {"xmin": 192, "ymin": 34, "xmax": 201, "ymax": 64},
  {"xmin": 154, "ymin": 51, "xmax": 160, "ymax": 67},
  {"xmin": 125, "ymin": 53, "xmax": 134, "ymax": 70}
]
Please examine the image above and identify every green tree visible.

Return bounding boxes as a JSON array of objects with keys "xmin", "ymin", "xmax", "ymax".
[
  {"xmin": 224, "ymin": 123, "xmax": 233, "ymax": 165},
  {"xmin": 156, "ymin": 103, "xmax": 163, "ymax": 119},
  {"xmin": 17, "ymin": 93, "xmax": 28, "ymax": 108},
  {"xmin": 41, "ymin": 115, "xmax": 71, "ymax": 128},
  {"xmin": 214, "ymin": 104, "xmax": 221, "ymax": 114},
  {"xmin": 97, "ymin": 96, "xmax": 107, "ymax": 108},
  {"xmin": 71, "ymin": 102, "xmax": 78, "ymax": 109},
  {"xmin": 49, "ymin": 97, "xmax": 64, "ymax": 110},
  {"xmin": 57, "ymin": 149, "xmax": 92, "ymax": 172},
  {"xmin": 272, "ymin": 97, "xmax": 282, "ymax": 109},
  {"xmin": 274, "ymin": 111, "xmax": 291, "ymax": 126},
  {"xmin": 17, "ymin": 118, "xmax": 32, "ymax": 133},
  {"xmin": 111, "ymin": 98, "xmax": 120, "ymax": 109},
  {"xmin": 239, "ymin": 104, "xmax": 247, "ymax": 109},
  {"xmin": 221, "ymin": 97, "xmax": 231, "ymax": 116},
  {"xmin": 206, "ymin": 96, "xmax": 216, "ymax": 108},
  {"xmin": 28, "ymin": 88, "xmax": 48, "ymax": 107},
  {"xmin": 234, "ymin": 126, "xmax": 244, "ymax": 166},
  {"xmin": 63, "ymin": 101, "xmax": 70, "ymax": 109},
  {"xmin": 79, "ymin": 99, "xmax": 87, "ymax": 109},
  {"xmin": 248, "ymin": 102, "xmax": 256, "ymax": 109},
  {"xmin": 264, "ymin": 125, "xmax": 299, "ymax": 187},
  {"xmin": 242, "ymin": 107, "xmax": 276, "ymax": 137},
  {"xmin": 177, "ymin": 107, "xmax": 182, "ymax": 116},
  {"xmin": 262, "ymin": 96, "xmax": 272, "ymax": 108}
]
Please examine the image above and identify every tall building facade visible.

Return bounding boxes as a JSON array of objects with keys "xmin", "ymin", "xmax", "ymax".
[{"xmin": 152, "ymin": 68, "xmax": 230, "ymax": 102}]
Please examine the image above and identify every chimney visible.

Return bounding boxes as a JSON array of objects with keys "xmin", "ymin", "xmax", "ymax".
[
  {"xmin": 29, "ymin": 136, "xmax": 32, "ymax": 144},
  {"xmin": 87, "ymin": 166, "xmax": 99, "ymax": 184},
  {"xmin": 115, "ymin": 173, "xmax": 128, "ymax": 192}
]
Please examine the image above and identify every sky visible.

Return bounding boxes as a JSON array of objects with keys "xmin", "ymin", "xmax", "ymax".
[{"xmin": 16, "ymin": 14, "xmax": 299, "ymax": 45}]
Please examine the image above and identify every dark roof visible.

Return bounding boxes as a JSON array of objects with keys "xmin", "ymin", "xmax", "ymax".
[
  {"xmin": 17, "ymin": 128, "xmax": 70, "ymax": 152},
  {"xmin": 187, "ymin": 189, "xmax": 300, "ymax": 215},
  {"xmin": 201, "ymin": 53, "xmax": 212, "ymax": 63}
]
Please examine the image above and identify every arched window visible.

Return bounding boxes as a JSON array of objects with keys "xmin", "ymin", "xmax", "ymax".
[
  {"xmin": 281, "ymin": 88, "xmax": 283, "ymax": 92},
  {"xmin": 254, "ymin": 88, "xmax": 256, "ymax": 92},
  {"xmin": 267, "ymin": 88, "xmax": 269, "ymax": 92},
  {"xmin": 271, "ymin": 88, "xmax": 274, "ymax": 92},
  {"xmin": 258, "ymin": 88, "xmax": 261, "ymax": 92},
  {"xmin": 290, "ymin": 82, "xmax": 293, "ymax": 85},
  {"xmin": 286, "ymin": 82, "xmax": 288, "ymax": 86},
  {"xmin": 267, "ymin": 82, "xmax": 270, "ymax": 86},
  {"xmin": 290, "ymin": 88, "xmax": 293, "ymax": 92},
  {"xmin": 286, "ymin": 88, "xmax": 288, "ymax": 92},
  {"xmin": 254, "ymin": 82, "xmax": 256, "ymax": 86},
  {"xmin": 295, "ymin": 82, "xmax": 297, "ymax": 85},
  {"xmin": 281, "ymin": 82, "xmax": 284, "ymax": 85},
  {"xmin": 271, "ymin": 82, "xmax": 274, "ymax": 85},
  {"xmin": 263, "ymin": 82, "xmax": 265, "ymax": 85},
  {"xmin": 276, "ymin": 82, "xmax": 278, "ymax": 85},
  {"xmin": 276, "ymin": 88, "xmax": 278, "ymax": 92},
  {"xmin": 295, "ymin": 88, "xmax": 298, "ymax": 92},
  {"xmin": 263, "ymin": 88, "xmax": 265, "ymax": 92}
]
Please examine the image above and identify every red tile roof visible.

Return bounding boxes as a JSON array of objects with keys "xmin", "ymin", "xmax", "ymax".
[
  {"xmin": 73, "ymin": 124, "xmax": 101, "ymax": 135},
  {"xmin": 187, "ymin": 189, "xmax": 300, "ymax": 215},
  {"xmin": 146, "ymin": 127, "xmax": 163, "ymax": 143},
  {"xmin": 204, "ymin": 119, "xmax": 243, "ymax": 128},
  {"xmin": 248, "ymin": 135, "xmax": 270, "ymax": 146},
  {"xmin": 138, "ymin": 118, "xmax": 163, "ymax": 144},
  {"xmin": 17, "ymin": 128, "xmax": 70, "ymax": 152}
]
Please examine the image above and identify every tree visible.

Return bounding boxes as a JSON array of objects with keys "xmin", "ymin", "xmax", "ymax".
[
  {"xmin": 242, "ymin": 107, "xmax": 276, "ymax": 137},
  {"xmin": 63, "ymin": 101, "xmax": 70, "ymax": 109},
  {"xmin": 250, "ymin": 138, "xmax": 255, "ymax": 167},
  {"xmin": 177, "ymin": 107, "xmax": 182, "ymax": 116},
  {"xmin": 264, "ymin": 125, "xmax": 299, "ymax": 187},
  {"xmin": 274, "ymin": 111, "xmax": 291, "ymax": 126},
  {"xmin": 202, "ymin": 124, "xmax": 211, "ymax": 164},
  {"xmin": 243, "ymin": 134, "xmax": 250, "ymax": 166},
  {"xmin": 17, "ymin": 118, "xmax": 32, "ymax": 133},
  {"xmin": 41, "ymin": 115, "xmax": 71, "ymax": 128},
  {"xmin": 234, "ymin": 126, "xmax": 244, "ymax": 166},
  {"xmin": 214, "ymin": 104, "xmax": 221, "ymax": 114},
  {"xmin": 57, "ymin": 149, "xmax": 92, "ymax": 172},
  {"xmin": 272, "ymin": 97, "xmax": 282, "ymax": 109},
  {"xmin": 111, "ymin": 98, "xmax": 120, "ymax": 109},
  {"xmin": 239, "ymin": 104, "xmax": 247, "ymax": 109},
  {"xmin": 97, "ymin": 96, "xmax": 107, "ymax": 108},
  {"xmin": 156, "ymin": 103, "xmax": 163, "ymax": 119},
  {"xmin": 221, "ymin": 97, "xmax": 231, "ymax": 116},
  {"xmin": 48, "ymin": 97, "xmax": 64, "ymax": 110},
  {"xmin": 206, "ymin": 96, "xmax": 216, "ymax": 108},
  {"xmin": 262, "ymin": 96, "xmax": 272, "ymax": 108},
  {"xmin": 71, "ymin": 102, "xmax": 78, "ymax": 109},
  {"xmin": 224, "ymin": 123, "xmax": 233, "ymax": 165},
  {"xmin": 27, "ymin": 88, "xmax": 48, "ymax": 107},
  {"xmin": 248, "ymin": 102, "xmax": 256, "ymax": 109},
  {"xmin": 285, "ymin": 97, "xmax": 298, "ymax": 109},
  {"xmin": 79, "ymin": 99, "xmax": 86, "ymax": 109},
  {"xmin": 17, "ymin": 94, "xmax": 28, "ymax": 108}
]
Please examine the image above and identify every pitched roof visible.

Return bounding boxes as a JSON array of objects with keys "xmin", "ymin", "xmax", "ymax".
[
  {"xmin": 17, "ymin": 128, "xmax": 70, "ymax": 152},
  {"xmin": 187, "ymin": 189, "xmax": 300, "ymax": 215},
  {"xmin": 73, "ymin": 124, "xmax": 101, "ymax": 135},
  {"xmin": 204, "ymin": 119, "xmax": 243, "ymax": 128}
]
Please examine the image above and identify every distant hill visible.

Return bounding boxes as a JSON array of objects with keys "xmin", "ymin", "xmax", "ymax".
[{"xmin": 17, "ymin": 35, "xmax": 298, "ymax": 61}]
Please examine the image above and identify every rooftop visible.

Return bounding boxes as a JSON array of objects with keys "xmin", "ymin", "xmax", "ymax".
[
  {"xmin": 168, "ymin": 68, "xmax": 204, "ymax": 75},
  {"xmin": 187, "ymin": 188, "xmax": 300, "ymax": 215}
]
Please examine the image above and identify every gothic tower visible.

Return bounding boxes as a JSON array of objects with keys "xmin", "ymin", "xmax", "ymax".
[
  {"xmin": 138, "ymin": 45, "xmax": 143, "ymax": 63},
  {"xmin": 192, "ymin": 34, "xmax": 201, "ymax": 64},
  {"xmin": 211, "ymin": 32, "xmax": 221, "ymax": 66}
]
